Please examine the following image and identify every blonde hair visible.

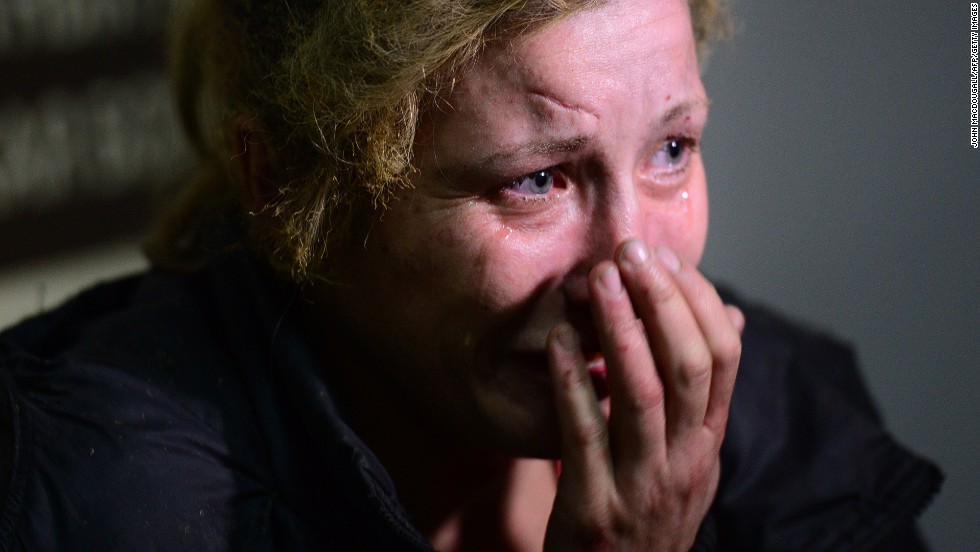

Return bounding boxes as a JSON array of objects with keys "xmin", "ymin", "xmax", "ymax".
[{"xmin": 148, "ymin": 0, "xmax": 731, "ymax": 282}]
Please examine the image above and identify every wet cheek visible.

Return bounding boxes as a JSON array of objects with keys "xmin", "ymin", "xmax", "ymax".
[
  {"xmin": 641, "ymin": 187, "xmax": 708, "ymax": 265},
  {"xmin": 395, "ymin": 213, "xmax": 564, "ymax": 315},
  {"xmin": 676, "ymin": 188, "xmax": 708, "ymax": 264},
  {"xmin": 410, "ymin": 221, "xmax": 513, "ymax": 310},
  {"xmin": 473, "ymin": 235, "xmax": 530, "ymax": 307},
  {"xmin": 468, "ymin": 224, "xmax": 569, "ymax": 316}
]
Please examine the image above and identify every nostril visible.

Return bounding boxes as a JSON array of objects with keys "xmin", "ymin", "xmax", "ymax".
[
  {"xmin": 567, "ymin": 314, "xmax": 600, "ymax": 359},
  {"xmin": 561, "ymin": 270, "xmax": 592, "ymax": 306}
]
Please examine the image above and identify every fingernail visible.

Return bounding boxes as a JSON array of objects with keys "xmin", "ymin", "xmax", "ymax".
[
  {"xmin": 555, "ymin": 324, "xmax": 577, "ymax": 351},
  {"xmin": 620, "ymin": 239, "xmax": 649, "ymax": 268},
  {"xmin": 655, "ymin": 245, "xmax": 681, "ymax": 274},
  {"xmin": 598, "ymin": 265, "xmax": 622, "ymax": 295}
]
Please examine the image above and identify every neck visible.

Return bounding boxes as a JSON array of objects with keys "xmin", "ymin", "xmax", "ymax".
[
  {"xmin": 382, "ymin": 431, "xmax": 556, "ymax": 552},
  {"xmin": 334, "ymin": 367, "xmax": 557, "ymax": 552}
]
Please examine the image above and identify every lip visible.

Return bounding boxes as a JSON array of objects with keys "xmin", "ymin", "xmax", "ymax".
[{"xmin": 586, "ymin": 355, "xmax": 610, "ymax": 400}]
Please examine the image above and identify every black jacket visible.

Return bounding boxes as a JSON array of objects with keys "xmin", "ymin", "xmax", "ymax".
[{"xmin": 0, "ymin": 241, "xmax": 941, "ymax": 551}]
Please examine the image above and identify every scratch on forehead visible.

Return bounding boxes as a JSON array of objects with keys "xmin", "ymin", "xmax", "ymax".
[{"xmin": 527, "ymin": 89, "xmax": 599, "ymax": 120}]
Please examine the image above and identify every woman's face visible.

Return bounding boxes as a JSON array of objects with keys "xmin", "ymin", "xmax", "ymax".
[{"xmin": 326, "ymin": 0, "xmax": 709, "ymax": 457}]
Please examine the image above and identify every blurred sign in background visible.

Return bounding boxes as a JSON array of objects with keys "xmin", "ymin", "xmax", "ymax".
[{"xmin": 0, "ymin": 0, "xmax": 190, "ymax": 265}]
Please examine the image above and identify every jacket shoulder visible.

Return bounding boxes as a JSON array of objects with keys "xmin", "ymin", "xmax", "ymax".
[
  {"xmin": 0, "ymin": 273, "xmax": 271, "ymax": 551},
  {"xmin": 714, "ymin": 286, "xmax": 941, "ymax": 551}
]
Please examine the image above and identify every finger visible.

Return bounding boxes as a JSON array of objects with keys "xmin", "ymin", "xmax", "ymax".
[
  {"xmin": 547, "ymin": 323, "xmax": 613, "ymax": 499},
  {"xmin": 588, "ymin": 261, "xmax": 667, "ymax": 463},
  {"xmin": 726, "ymin": 305, "xmax": 746, "ymax": 335},
  {"xmin": 615, "ymin": 239, "xmax": 712, "ymax": 443},
  {"xmin": 671, "ymin": 266, "xmax": 743, "ymax": 435}
]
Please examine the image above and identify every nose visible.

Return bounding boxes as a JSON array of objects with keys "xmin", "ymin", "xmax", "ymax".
[
  {"xmin": 592, "ymin": 178, "xmax": 646, "ymax": 259},
  {"xmin": 562, "ymin": 173, "xmax": 645, "ymax": 305}
]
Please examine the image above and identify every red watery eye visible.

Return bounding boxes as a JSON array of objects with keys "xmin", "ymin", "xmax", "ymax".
[{"xmin": 510, "ymin": 169, "xmax": 556, "ymax": 195}]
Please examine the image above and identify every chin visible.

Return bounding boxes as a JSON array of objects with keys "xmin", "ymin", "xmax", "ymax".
[
  {"xmin": 487, "ymin": 416, "xmax": 564, "ymax": 460},
  {"xmin": 461, "ymin": 386, "xmax": 563, "ymax": 459},
  {"xmin": 460, "ymin": 353, "xmax": 613, "ymax": 459}
]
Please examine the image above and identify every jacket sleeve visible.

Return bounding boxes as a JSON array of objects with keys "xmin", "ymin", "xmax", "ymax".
[
  {"xmin": 871, "ymin": 525, "xmax": 930, "ymax": 552},
  {"xmin": 711, "ymin": 295, "xmax": 942, "ymax": 552},
  {"xmin": 0, "ymin": 358, "xmax": 20, "ymax": 549}
]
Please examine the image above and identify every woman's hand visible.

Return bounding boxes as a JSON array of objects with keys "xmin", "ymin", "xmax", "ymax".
[{"xmin": 544, "ymin": 239, "xmax": 744, "ymax": 552}]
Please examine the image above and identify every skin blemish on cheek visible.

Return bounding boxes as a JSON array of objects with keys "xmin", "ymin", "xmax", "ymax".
[{"xmin": 437, "ymin": 228, "xmax": 457, "ymax": 246}]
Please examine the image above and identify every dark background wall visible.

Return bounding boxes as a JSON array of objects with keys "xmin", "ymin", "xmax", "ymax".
[
  {"xmin": 699, "ymin": 1, "xmax": 978, "ymax": 549},
  {"xmin": 0, "ymin": 0, "xmax": 975, "ymax": 549}
]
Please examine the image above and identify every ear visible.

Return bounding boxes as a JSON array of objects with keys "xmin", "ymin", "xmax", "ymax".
[{"xmin": 232, "ymin": 116, "xmax": 279, "ymax": 224}]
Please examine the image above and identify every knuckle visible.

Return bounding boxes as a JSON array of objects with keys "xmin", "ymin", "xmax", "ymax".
[
  {"xmin": 571, "ymin": 418, "xmax": 608, "ymax": 448},
  {"xmin": 685, "ymin": 458, "xmax": 712, "ymax": 490},
  {"xmin": 683, "ymin": 456, "xmax": 720, "ymax": 504},
  {"xmin": 561, "ymin": 364, "xmax": 591, "ymax": 389},
  {"xmin": 563, "ymin": 497, "xmax": 624, "ymax": 550},
  {"xmin": 714, "ymin": 334, "xmax": 742, "ymax": 366},
  {"xmin": 620, "ymin": 377, "xmax": 665, "ymax": 415},
  {"xmin": 554, "ymin": 351, "xmax": 588, "ymax": 390},
  {"xmin": 637, "ymin": 487, "xmax": 667, "ymax": 518},
  {"xmin": 608, "ymin": 318, "xmax": 645, "ymax": 358},
  {"xmin": 578, "ymin": 524, "xmax": 616, "ymax": 552},
  {"xmin": 725, "ymin": 304, "xmax": 746, "ymax": 331},
  {"xmin": 632, "ymin": 378, "xmax": 665, "ymax": 409},
  {"xmin": 677, "ymin": 346, "xmax": 713, "ymax": 388},
  {"xmin": 677, "ymin": 444, "xmax": 719, "ymax": 487}
]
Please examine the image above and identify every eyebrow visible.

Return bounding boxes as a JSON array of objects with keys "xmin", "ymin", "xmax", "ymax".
[
  {"xmin": 475, "ymin": 135, "xmax": 590, "ymax": 167},
  {"xmin": 660, "ymin": 98, "xmax": 711, "ymax": 126},
  {"xmin": 456, "ymin": 97, "xmax": 711, "ymax": 174}
]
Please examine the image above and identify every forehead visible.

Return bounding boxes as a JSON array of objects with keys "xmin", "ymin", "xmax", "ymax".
[
  {"xmin": 501, "ymin": 0, "xmax": 698, "ymax": 110},
  {"xmin": 423, "ymin": 0, "xmax": 702, "ymax": 163}
]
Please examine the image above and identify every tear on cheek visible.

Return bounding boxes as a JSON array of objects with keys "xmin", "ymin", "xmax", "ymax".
[{"xmin": 493, "ymin": 225, "xmax": 514, "ymax": 242}]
